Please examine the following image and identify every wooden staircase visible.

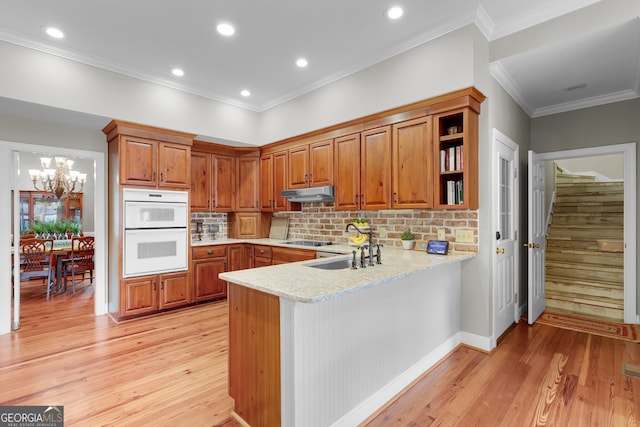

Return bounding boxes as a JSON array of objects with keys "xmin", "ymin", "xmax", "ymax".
[{"xmin": 545, "ymin": 172, "xmax": 624, "ymax": 322}]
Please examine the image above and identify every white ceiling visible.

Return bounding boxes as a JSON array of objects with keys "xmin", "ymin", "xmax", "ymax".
[{"xmin": 0, "ymin": 0, "xmax": 637, "ymax": 125}]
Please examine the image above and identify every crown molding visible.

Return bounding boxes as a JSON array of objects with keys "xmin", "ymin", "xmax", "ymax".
[
  {"xmin": 489, "ymin": 61, "xmax": 534, "ymax": 117},
  {"xmin": 532, "ymin": 89, "xmax": 639, "ymax": 117}
]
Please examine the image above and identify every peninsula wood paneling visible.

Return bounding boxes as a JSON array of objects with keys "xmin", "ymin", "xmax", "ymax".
[{"xmin": 228, "ymin": 283, "xmax": 281, "ymax": 427}]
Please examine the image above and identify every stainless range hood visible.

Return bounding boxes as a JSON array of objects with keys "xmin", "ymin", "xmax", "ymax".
[{"xmin": 280, "ymin": 185, "xmax": 334, "ymax": 202}]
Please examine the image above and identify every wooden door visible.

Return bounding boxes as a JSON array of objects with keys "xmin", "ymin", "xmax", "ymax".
[
  {"xmin": 288, "ymin": 145, "xmax": 309, "ymax": 189},
  {"xmin": 334, "ymin": 133, "xmax": 361, "ymax": 211},
  {"xmin": 273, "ymin": 151, "xmax": 290, "ymax": 211},
  {"xmin": 190, "ymin": 152, "xmax": 211, "ymax": 211},
  {"xmin": 120, "ymin": 136, "xmax": 157, "ymax": 186},
  {"xmin": 360, "ymin": 126, "xmax": 391, "ymax": 210},
  {"xmin": 193, "ymin": 258, "xmax": 227, "ymax": 301},
  {"xmin": 259, "ymin": 154, "xmax": 274, "ymax": 211},
  {"xmin": 392, "ymin": 117, "xmax": 432, "ymax": 209},
  {"xmin": 309, "ymin": 139, "xmax": 334, "ymax": 186},
  {"xmin": 213, "ymin": 155, "xmax": 235, "ymax": 211},
  {"xmin": 120, "ymin": 276, "xmax": 158, "ymax": 317},
  {"xmin": 236, "ymin": 157, "xmax": 259, "ymax": 211},
  {"xmin": 158, "ymin": 142, "xmax": 190, "ymax": 189},
  {"xmin": 159, "ymin": 271, "xmax": 191, "ymax": 310}
]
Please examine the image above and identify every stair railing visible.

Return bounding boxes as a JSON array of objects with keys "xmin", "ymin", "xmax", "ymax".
[{"xmin": 545, "ymin": 191, "xmax": 556, "ymax": 235}]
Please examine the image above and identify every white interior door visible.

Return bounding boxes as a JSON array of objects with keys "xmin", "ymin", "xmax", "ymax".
[
  {"xmin": 527, "ymin": 150, "xmax": 546, "ymax": 324},
  {"xmin": 493, "ymin": 130, "xmax": 519, "ymax": 342}
]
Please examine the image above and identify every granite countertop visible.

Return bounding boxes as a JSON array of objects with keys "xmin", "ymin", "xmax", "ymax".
[
  {"xmin": 190, "ymin": 238, "xmax": 352, "ymax": 254},
  {"xmin": 219, "ymin": 245, "xmax": 474, "ymax": 303}
]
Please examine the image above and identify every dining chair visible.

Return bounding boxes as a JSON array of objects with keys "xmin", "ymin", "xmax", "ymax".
[
  {"xmin": 63, "ymin": 236, "xmax": 95, "ymax": 294},
  {"xmin": 17, "ymin": 238, "xmax": 55, "ymax": 299}
]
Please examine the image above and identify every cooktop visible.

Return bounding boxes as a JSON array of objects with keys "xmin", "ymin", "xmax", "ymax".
[{"xmin": 282, "ymin": 240, "xmax": 334, "ymax": 247}]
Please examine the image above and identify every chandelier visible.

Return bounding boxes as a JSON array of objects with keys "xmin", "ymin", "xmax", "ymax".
[{"xmin": 28, "ymin": 157, "xmax": 87, "ymax": 199}]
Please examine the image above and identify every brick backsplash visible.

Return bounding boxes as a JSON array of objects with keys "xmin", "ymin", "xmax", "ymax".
[
  {"xmin": 189, "ymin": 212, "xmax": 228, "ymax": 241},
  {"xmin": 190, "ymin": 205, "xmax": 478, "ymax": 252},
  {"xmin": 274, "ymin": 203, "xmax": 478, "ymax": 252}
]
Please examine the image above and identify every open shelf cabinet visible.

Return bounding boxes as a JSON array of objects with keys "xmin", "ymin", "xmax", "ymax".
[{"xmin": 434, "ymin": 108, "xmax": 478, "ymax": 209}]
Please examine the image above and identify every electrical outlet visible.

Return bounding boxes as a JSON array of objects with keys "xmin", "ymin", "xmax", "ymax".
[
  {"xmin": 379, "ymin": 227, "xmax": 387, "ymax": 238},
  {"xmin": 455, "ymin": 229, "xmax": 474, "ymax": 243},
  {"xmin": 437, "ymin": 228, "xmax": 446, "ymax": 240}
]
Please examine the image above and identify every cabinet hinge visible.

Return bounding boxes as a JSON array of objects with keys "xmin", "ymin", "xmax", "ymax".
[{"xmin": 514, "ymin": 167, "xmax": 518, "ymax": 179}]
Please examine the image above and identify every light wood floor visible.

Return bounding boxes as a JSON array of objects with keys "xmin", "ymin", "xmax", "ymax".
[{"xmin": 2, "ymin": 284, "xmax": 639, "ymax": 426}]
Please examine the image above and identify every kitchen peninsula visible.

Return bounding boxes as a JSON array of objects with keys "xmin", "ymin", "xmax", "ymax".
[{"xmin": 220, "ymin": 247, "xmax": 474, "ymax": 427}]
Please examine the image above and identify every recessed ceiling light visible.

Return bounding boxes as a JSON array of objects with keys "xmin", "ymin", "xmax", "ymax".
[
  {"xmin": 386, "ymin": 6, "xmax": 404, "ymax": 20},
  {"xmin": 172, "ymin": 68, "xmax": 184, "ymax": 77},
  {"xmin": 45, "ymin": 27, "xmax": 64, "ymax": 39},
  {"xmin": 217, "ymin": 23, "xmax": 235, "ymax": 36},
  {"xmin": 296, "ymin": 58, "xmax": 308, "ymax": 68},
  {"xmin": 241, "ymin": 90, "xmax": 251, "ymax": 97}
]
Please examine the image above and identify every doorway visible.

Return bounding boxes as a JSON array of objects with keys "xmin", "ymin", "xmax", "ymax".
[
  {"xmin": 527, "ymin": 143, "xmax": 636, "ymax": 325},
  {"xmin": 0, "ymin": 141, "xmax": 106, "ymax": 335}
]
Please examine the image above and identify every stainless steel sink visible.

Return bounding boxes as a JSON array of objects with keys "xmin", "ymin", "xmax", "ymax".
[{"xmin": 306, "ymin": 258, "xmax": 352, "ymax": 270}]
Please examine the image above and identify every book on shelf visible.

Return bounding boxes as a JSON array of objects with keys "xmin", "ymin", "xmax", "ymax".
[
  {"xmin": 440, "ymin": 145, "xmax": 464, "ymax": 173},
  {"xmin": 445, "ymin": 179, "xmax": 464, "ymax": 205}
]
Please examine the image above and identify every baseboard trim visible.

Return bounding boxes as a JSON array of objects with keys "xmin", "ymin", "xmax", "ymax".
[{"xmin": 459, "ymin": 330, "xmax": 492, "ymax": 352}]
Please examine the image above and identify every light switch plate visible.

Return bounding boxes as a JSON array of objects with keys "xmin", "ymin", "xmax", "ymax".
[
  {"xmin": 455, "ymin": 229, "xmax": 474, "ymax": 243},
  {"xmin": 437, "ymin": 228, "xmax": 446, "ymax": 240}
]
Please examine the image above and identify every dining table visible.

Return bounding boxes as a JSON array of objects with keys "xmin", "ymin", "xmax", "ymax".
[{"xmin": 12, "ymin": 240, "xmax": 74, "ymax": 294}]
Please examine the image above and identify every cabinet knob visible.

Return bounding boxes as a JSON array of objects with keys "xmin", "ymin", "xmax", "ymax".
[{"xmin": 207, "ymin": 249, "xmax": 213, "ymax": 255}]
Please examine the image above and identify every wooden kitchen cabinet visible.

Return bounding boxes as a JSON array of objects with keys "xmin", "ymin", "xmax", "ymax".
[
  {"xmin": 334, "ymin": 133, "xmax": 361, "ymax": 210},
  {"xmin": 228, "ymin": 244, "xmax": 252, "ymax": 271},
  {"xmin": 253, "ymin": 245, "xmax": 273, "ymax": 267},
  {"xmin": 118, "ymin": 136, "xmax": 190, "ymax": 189},
  {"xmin": 120, "ymin": 271, "xmax": 190, "ymax": 318},
  {"xmin": 191, "ymin": 151, "xmax": 235, "ymax": 212},
  {"xmin": 288, "ymin": 139, "xmax": 333, "ymax": 189},
  {"xmin": 433, "ymin": 108, "xmax": 478, "ymax": 209},
  {"xmin": 159, "ymin": 272, "xmax": 191, "ymax": 310},
  {"xmin": 228, "ymin": 212, "xmax": 271, "ymax": 239},
  {"xmin": 261, "ymin": 151, "xmax": 299, "ymax": 212},
  {"xmin": 104, "ymin": 120, "xmax": 196, "ymax": 321},
  {"xmin": 334, "ymin": 126, "xmax": 391, "ymax": 210},
  {"xmin": 392, "ymin": 116, "xmax": 433, "ymax": 209},
  {"xmin": 236, "ymin": 156, "xmax": 260, "ymax": 211},
  {"xmin": 104, "ymin": 120, "xmax": 193, "ymax": 190},
  {"xmin": 192, "ymin": 245, "xmax": 228, "ymax": 302}
]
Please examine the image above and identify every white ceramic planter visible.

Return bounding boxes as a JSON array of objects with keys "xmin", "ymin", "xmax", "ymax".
[{"xmin": 401, "ymin": 240, "xmax": 415, "ymax": 250}]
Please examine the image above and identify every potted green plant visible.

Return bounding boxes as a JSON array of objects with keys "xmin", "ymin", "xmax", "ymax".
[
  {"xmin": 67, "ymin": 220, "xmax": 82, "ymax": 237},
  {"xmin": 401, "ymin": 230, "xmax": 415, "ymax": 250},
  {"xmin": 29, "ymin": 220, "xmax": 47, "ymax": 238},
  {"xmin": 53, "ymin": 220, "xmax": 68, "ymax": 239}
]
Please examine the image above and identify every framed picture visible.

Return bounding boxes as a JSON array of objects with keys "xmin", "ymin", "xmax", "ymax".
[{"xmin": 414, "ymin": 240, "xmax": 429, "ymax": 251}]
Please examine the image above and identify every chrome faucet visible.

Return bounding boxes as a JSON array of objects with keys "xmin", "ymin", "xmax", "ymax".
[{"xmin": 345, "ymin": 222, "xmax": 377, "ymax": 266}]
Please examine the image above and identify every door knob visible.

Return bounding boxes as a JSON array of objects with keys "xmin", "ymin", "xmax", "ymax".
[{"xmin": 496, "ymin": 248, "xmax": 505, "ymax": 254}]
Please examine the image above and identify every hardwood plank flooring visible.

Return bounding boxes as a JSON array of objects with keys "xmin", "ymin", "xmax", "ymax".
[
  {"xmin": 364, "ymin": 320, "xmax": 640, "ymax": 427},
  {"xmin": 0, "ymin": 284, "xmax": 235, "ymax": 426},
  {"xmin": 2, "ymin": 284, "xmax": 638, "ymax": 426}
]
